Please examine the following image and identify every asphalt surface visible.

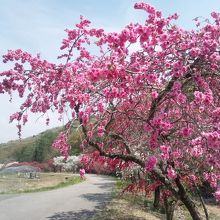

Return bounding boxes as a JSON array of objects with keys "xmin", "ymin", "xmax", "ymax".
[{"xmin": 0, "ymin": 174, "xmax": 115, "ymax": 220}]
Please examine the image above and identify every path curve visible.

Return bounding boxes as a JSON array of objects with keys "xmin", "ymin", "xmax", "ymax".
[{"xmin": 0, "ymin": 174, "xmax": 115, "ymax": 220}]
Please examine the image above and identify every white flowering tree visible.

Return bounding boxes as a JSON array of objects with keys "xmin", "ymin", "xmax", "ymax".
[
  {"xmin": 53, "ymin": 156, "xmax": 65, "ymax": 172},
  {"xmin": 53, "ymin": 155, "xmax": 82, "ymax": 173}
]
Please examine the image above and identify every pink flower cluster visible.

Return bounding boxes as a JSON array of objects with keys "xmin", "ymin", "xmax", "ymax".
[
  {"xmin": 179, "ymin": 127, "xmax": 193, "ymax": 137},
  {"xmin": 160, "ymin": 145, "xmax": 170, "ymax": 160},
  {"xmin": 79, "ymin": 168, "xmax": 86, "ymax": 179},
  {"xmin": 194, "ymin": 91, "xmax": 214, "ymax": 105},
  {"xmin": 203, "ymin": 131, "xmax": 220, "ymax": 149},
  {"xmin": 204, "ymin": 172, "xmax": 218, "ymax": 188},
  {"xmin": 167, "ymin": 166, "xmax": 177, "ymax": 180},
  {"xmin": 134, "ymin": 2, "xmax": 156, "ymax": 14},
  {"xmin": 145, "ymin": 156, "xmax": 157, "ymax": 172},
  {"xmin": 214, "ymin": 188, "xmax": 220, "ymax": 201},
  {"xmin": 52, "ymin": 132, "xmax": 70, "ymax": 157},
  {"xmin": 2, "ymin": 2, "xmax": 220, "ymax": 208}
]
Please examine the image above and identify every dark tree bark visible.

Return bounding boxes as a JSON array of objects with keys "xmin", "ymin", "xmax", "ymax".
[
  {"xmin": 194, "ymin": 183, "xmax": 209, "ymax": 220},
  {"xmin": 153, "ymin": 186, "xmax": 160, "ymax": 209},
  {"xmin": 164, "ymin": 197, "xmax": 176, "ymax": 220},
  {"xmin": 175, "ymin": 177, "xmax": 202, "ymax": 220},
  {"xmin": 78, "ymin": 117, "xmax": 203, "ymax": 220}
]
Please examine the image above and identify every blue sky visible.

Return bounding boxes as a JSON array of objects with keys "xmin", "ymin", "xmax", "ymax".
[{"xmin": 0, "ymin": 0, "xmax": 220, "ymax": 143}]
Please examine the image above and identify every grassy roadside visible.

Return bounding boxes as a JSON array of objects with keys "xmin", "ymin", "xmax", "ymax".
[
  {"xmin": 94, "ymin": 178, "xmax": 220, "ymax": 220},
  {"xmin": 0, "ymin": 173, "xmax": 83, "ymax": 194},
  {"xmin": 94, "ymin": 178, "xmax": 163, "ymax": 220},
  {"xmin": 14, "ymin": 175, "xmax": 83, "ymax": 194}
]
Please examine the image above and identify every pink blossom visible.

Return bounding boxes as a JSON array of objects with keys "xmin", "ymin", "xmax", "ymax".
[
  {"xmin": 203, "ymin": 131, "xmax": 220, "ymax": 149},
  {"xmin": 97, "ymin": 126, "xmax": 105, "ymax": 137},
  {"xmin": 211, "ymin": 11, "xmax": 220, "ymax": 20},
  {"xmin": 160, "ymin": 145, "xmax": 170, "ymax": 160},
  {"xmin": 151, "ymin": 91, "xmax": 158, "ymax": 99},
  {"xmin": 171, "ymin": 150, "xmax": 182, "ymax": 159},
  {"xmin": 79, "ymin": 168, "xmax": 86, "ymax": 179},
  {"xmin": 167, "ymin": 166, "xmax": 177, "ymax": 179},
  {"xmin": 204, "ymin": 92, "xmax": 213, "ymax": 104},
  {"xmin": 134, "ymin": 2, "xmax": 156, "ymax": 14},
  {"xmin": 189, "ymin": 175, "xmax": 197, "ymax": 182},
  {"xmin": 143, "ymin": 123, "xmax": 151, "ymax": 132},
  {"xmin": 179, "ymin": 127, "xmax": 193, "ymax": 137},
  {"xmin": 214, "ymin": 188, "xmax": 220, "ymax": 201},
  {"xmin": 97, "ymin": 102, "xmax": 104, "ymax": 113},
  {"xmin": 191, "ymin": 145, "xmax": 203, "ymax": 157},
  {"xmin": 176, "ymin": 93, "xmax": 186, "ymax": 103},
  {"xmin": 87, "ymin": 131, "xmax": 93, "ymax": 139},
  {"xmin": 212, "ymin": 108, "xmax": 220, "ymax": 117},
  {"xmin": 204, "ymin": 172, "xmax": 218, "ymax": 188},
  {"xmin": 22, "ymin": 114, "xmax": 28, "ymax": 125},
  {"xmin": 2, "ymin": 3, "xmax": 220, "ymax": 214},
  {"xmin": 194, "ymin": 91, "xmax": 205, "ymax": 103},
  {"xmin": 81, "ymin": 155, "xmax": 90, "ymax": 166},
  {"xmin": 52, "ymin": 132, "xmax": 70, "ymax": 157},
  {"xmin": 145, "ymin": 156, "xmax": 157, "ymax": 172},
  {"xmin": 9, "ymin": 112, "xmax": 22, "ymax": 123}
]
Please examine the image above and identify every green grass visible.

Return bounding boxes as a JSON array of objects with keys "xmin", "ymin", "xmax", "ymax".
[
  {"xmin": 0, "ymin": 175, "xmax": 83, "ymax": 194},
  {"xmin": 23, "ymin": 175, "xmax": 82, "ymax": 193},
  {"xmin": 115, "ymin": 178, "xmax": 130, "ymax": 189},
  {"xmin": 111, "ymin": 177, "xmax": 130, "ymax": 197}
]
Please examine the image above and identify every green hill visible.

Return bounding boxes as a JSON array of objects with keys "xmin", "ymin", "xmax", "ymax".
[{"xmin": 0, "ymin": 125, "xmax": 82, "ymax": 164}]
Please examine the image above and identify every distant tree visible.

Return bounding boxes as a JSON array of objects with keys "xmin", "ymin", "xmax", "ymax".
[
  {"xmin": 68, "ymin": 130, "xmax": 82, "ymax": 155},
  {"xmin": 15, "ymin": 130, "xmax": 60, "ymax": 162},
  {"xmin": 53, "ymin": 155, "xmax": 82, "ymax": 172},
  {"xmin": 53, "ymin": 156, "xmax": 65, "ymax": 172},
  {"xmin": 15, "ymin": 144, "xmax": 35, "ymax": 162},
  {"xmin": 33, "ymin": 130, "xmax": 60, "ymax": 162}
]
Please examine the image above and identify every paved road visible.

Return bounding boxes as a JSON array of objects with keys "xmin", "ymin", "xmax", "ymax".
[{"xmin": 0, "ymin": 174, "xmax": 115, "ymax": 220}]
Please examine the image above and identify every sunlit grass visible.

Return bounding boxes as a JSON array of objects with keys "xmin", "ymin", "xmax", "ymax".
[{"xmin": 0, "ymin": 173, "xmax": 83, "ymax": 194}]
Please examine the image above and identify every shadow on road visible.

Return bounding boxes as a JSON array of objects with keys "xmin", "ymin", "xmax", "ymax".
[
  {"xmin": 47, "ymin": 176, "xmax": 115, "ymax": 220},
  {"xmin": 81, "ymin": 192, "xmax": 111, "ymax": 203},
  {"xmin": 93, "ymin": 182, "xmax": 115, "ymax": 190},
  {"xmin": 47, "ymin": 192, "xmax": 112, "ymax": 220},
  {"xmin": 47, "ymin": 209, "xmax": 97, "ymax": 220}
]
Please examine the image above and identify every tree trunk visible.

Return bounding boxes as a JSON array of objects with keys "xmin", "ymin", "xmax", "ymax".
[
  {"xmin": 194, "ymin": 183, "xmax": 209, "ymax": 220},
  {"xmin": 176, "ymin": 177, "xmax": 202, "ymax": 220},
  {"xmin": 164, "ymin": 197, "xmax": 175, "ymax": 220},
  {"xmin": 153, "ymin": 186, "xmax": 160, "ymax": 209}
]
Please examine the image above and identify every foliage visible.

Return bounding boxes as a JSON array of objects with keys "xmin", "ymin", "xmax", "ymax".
[
  {"xmin": 68, "ymin": 129, "xmax": 82, "ymax": 155},
  {"xmin": 0, "ymin": 126, "xmax": 82, "ymax": 163},
  {"xmin": 1, "ymin": 2, "xmax": 220, "ymax": 219},
  {"xmin": 15, "ymin": 144, "xmax": 36, "ymax": 162},
  {"xmin": 15, "ymin": 129, "xmax": 60, "ymax": 162},
  {"xmin": 0, "ymin": 137, "xmax": 38, "ymax": 163},
  {"xmin": 32, "ymin": 130, "xmax": 60, "ymax": 162},
  {"xmin": 0, "ymin": 127, "xmax": 61, "ymax": 163}
]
